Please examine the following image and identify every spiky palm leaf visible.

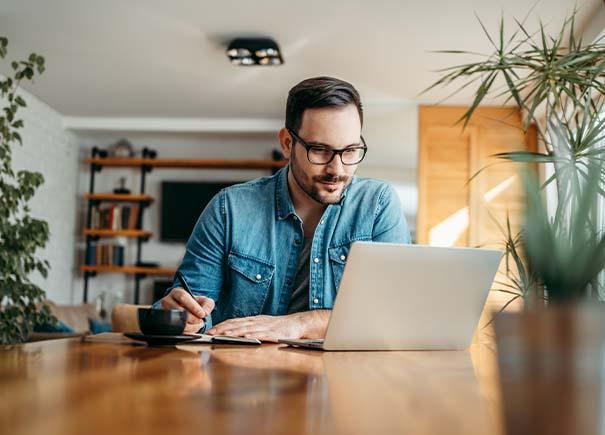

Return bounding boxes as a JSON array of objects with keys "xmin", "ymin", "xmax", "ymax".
[{"xmin": 426, "ymin": 9, "xmax": 605, "ymax": 303}]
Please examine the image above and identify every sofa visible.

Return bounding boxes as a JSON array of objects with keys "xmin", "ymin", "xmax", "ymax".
[{"xmin": 27, "ymin": 301, "xmax": 102, "ymax": 342}]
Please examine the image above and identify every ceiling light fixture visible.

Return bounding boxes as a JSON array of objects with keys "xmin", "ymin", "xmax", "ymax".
[{"xmin": 226, "ymin": 37, "xmax": 284, "ymax": 66}]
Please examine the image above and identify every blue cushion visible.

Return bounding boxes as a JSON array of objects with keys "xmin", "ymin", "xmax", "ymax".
[
  {"xmin": 88, "ymin": 318, "xmax": 112, "ymax": 334},
  {"xmin": 34, "ymin": 319, "xmax": 75, "ymax": 333}
]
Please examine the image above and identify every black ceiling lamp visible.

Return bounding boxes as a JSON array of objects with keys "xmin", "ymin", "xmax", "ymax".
[{"xmin": 226, "ymin": 37, "xmax": 284, "ymax": 66}]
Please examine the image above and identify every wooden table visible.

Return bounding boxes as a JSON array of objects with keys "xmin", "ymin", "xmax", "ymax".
[{"xmin": 0, "ymin": 337, "xmax": 503, "ymax": 435}]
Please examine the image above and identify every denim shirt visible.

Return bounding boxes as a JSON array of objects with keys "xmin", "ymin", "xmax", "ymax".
[{"xmin": 158, "ymin": 165, "xmax": 411, "ymax": 328}]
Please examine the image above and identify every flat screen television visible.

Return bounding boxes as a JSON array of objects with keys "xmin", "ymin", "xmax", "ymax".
[{"xmin": 160, "ymin": 181, "xmax": 239, "ymax": 242}]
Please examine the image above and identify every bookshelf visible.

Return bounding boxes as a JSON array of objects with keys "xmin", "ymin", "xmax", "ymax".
[{"xmin": 82, "ymin": 146, "xmax": 286, "ymax": 304}]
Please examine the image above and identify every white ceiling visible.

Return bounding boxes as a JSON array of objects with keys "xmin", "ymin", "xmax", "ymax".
[{"xmin": 0, "ymin": 0, "xmax": 601, "ymax": 119}]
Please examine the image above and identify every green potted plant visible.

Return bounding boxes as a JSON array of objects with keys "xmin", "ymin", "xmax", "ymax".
[
  {"xmin": 0, "ymin": 37, "xmax": 55, "ymax": 345},
  {"xmin": 426, "ymin": 11, "xmax": 605, "ymax": 305},
  {"xmin": 427, "ymin": 12, "xmax": 605, "ymax": 433}
]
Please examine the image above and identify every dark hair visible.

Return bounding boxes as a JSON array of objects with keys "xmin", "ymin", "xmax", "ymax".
[{"xmin": 285, "ymin": 76, "xmax": 363, "ymax": 133}]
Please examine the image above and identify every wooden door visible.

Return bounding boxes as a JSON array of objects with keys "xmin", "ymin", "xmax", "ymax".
[{"xmin": 418, "ymin": 106, "xmax": 537, "ymax": 340}]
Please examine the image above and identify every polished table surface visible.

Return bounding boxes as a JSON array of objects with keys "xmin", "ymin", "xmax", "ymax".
[{"xmin": 0, "ymin": 336, "xmax": 503, "ymax": 435}]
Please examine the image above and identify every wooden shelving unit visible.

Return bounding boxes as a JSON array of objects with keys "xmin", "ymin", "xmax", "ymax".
[{"xmin": 82, "ymin": 146, "xmax": 286, "ymax": 304}]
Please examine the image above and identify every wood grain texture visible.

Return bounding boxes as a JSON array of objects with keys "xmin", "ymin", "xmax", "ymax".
[
  {"xmin": 418, "ymin": 106, "xmax": 536, "ymax": 247},
  {"xmin": 84, "ymin": 193, "xmax": 154, "ymax": 203},
  {"xmin": 83, "ymin": 229, "xmax": 153, "ymax": 238},
  {"xmin": 80, "ymin": 265, "xmax": 176, "ymax": 275},
  {"xmin": 0, "ymin": 338, "xmax": 501, "ymax": 435}
]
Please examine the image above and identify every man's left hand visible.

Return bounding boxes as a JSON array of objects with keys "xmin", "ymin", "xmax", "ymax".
[{"xmin": 207, "ymin": 314, "xmax": 305, "ymax": 342}]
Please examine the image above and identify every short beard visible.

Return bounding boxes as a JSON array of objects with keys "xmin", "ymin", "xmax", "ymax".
[{"xmin": 290, "ymin": 153, "xmax": 350, "ymax": 205}]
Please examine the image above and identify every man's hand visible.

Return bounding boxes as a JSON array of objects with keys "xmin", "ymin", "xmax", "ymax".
[
  {"xmin": 159, "ymin": 288, "xmax": 215, "ymax": 334},
  {"xmin": 207, "ymin": 310, "xmax": 330, "ymax": 342}
]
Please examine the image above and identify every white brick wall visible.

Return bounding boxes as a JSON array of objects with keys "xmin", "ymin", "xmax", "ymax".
[{"xmin": 6, "ymin": 87, "xmax": 79, "ymax": 304}]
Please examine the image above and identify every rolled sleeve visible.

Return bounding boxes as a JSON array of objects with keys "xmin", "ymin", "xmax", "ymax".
[{"xmin": 159, "ymin": 190, "xmax": 227, "ymax": 328}]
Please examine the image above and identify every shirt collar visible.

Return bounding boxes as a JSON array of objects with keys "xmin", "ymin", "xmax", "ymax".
[
  {"xmin": 275, "ymin": 164, "xmax": 357, "ymax": 220},
  {"xmin": 276, "ymin": 165, "xmax": 297, "ymax": 220}
]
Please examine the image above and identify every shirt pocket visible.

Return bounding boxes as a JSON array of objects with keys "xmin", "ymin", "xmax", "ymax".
[
  {"xmin": 328, "ymin": 245, "xmax": 350, "ymax": 291},
  {"xmin": 226, "ymin": 251, "xmax": 275, "ymax": 317}
]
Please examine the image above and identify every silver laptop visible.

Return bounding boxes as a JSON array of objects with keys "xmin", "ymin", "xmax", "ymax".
[{"xmin": 279, "ymin": 242, "xmax": 502, "ymax": 351}]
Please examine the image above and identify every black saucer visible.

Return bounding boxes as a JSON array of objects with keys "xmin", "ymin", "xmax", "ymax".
[{"xmin": 124, "ymin": 332, "xmax": 198, "ymax": 346}]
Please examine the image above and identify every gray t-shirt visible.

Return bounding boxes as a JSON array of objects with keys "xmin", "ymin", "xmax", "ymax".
[{"xmin": 287, "ymin": 237, "xmax": 312, "ymax": 314}]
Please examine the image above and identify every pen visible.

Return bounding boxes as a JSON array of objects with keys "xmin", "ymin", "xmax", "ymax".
[
  {"xmin": 176, "ymin": 271, "xmax": 208, "ymax": 333},
  {"xmin": 176, "ymin": 271, "xmax": 195, "ymax": 299}
]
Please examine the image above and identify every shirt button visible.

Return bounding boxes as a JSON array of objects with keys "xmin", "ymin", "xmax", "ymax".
[
  {"xmin": 313, "ymin": 257, "xmax": 319, "ymax": 264},
  {"xmin": 320, "ymin": 219, "xmax": 325, "ymax": 225},
  {"xmin": 313, "ymin": 298, "xmax": 319, "ymax": 304},
  {"xmin": 294, "ymin": 239, "xmax": 301, "ymax": 245},
  {"xmin": 340, "ymin": 255, "xmax": 346, "ymax": 261},
  {"xmin": 256, "ymin": 274, "xmax": 262, "ymax": 280}
]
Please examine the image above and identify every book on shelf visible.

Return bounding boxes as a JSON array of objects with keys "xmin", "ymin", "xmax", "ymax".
[
  {"xmin": 90, "ymin": 203, "xmax": 140, "ymax": 230},
  {"xmin": 85, "ymin": 242, "xmax": 125, "ymax": 267}
]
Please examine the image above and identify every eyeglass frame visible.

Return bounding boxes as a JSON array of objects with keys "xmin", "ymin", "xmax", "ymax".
[{"xmin": 287, "ymin": 128, "xmax": 368, "ymax": 166}]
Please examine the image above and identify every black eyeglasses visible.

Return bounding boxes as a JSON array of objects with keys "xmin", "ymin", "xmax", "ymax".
[{"xmin": 287, "ymin": 128, "xmax": 367, "ymax": 165}]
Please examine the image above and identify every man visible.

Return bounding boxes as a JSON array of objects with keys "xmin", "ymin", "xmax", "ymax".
[{"xmin": 157, "ymin": 76, "xmax": 411, "ymax": 341}]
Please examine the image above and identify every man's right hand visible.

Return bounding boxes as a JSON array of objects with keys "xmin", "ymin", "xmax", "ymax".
[{"xmin": 159, "ymin": 288, "xmax": 215, "ymax": 334}]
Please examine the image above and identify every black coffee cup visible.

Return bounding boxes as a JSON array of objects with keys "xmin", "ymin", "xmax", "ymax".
[{"xmin": 137, "ymin": 308, "xmax": 188, "ymax": 335}]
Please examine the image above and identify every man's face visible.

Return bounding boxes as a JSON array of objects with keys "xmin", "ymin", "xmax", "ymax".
[{"xmin": 283, "ymin": 104, "xmax": 363, "ymax": 205}]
